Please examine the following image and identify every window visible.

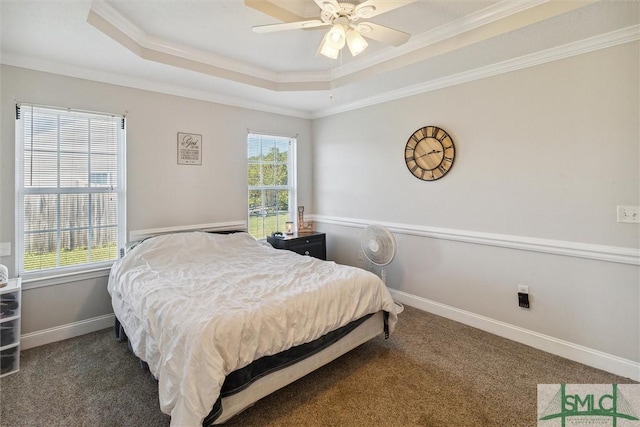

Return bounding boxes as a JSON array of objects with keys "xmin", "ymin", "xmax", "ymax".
[
  {"xmin": 15, "ymin": 104, "xmax": 126, "ymax": 277},
  {"xmin": 247, "ymin": 133, "xmax": 296, "ymax": 239}
]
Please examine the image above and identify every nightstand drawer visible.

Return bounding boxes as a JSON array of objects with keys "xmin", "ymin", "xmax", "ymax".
[
  {"xmin": 267, "ymin": 232, "xmax": 327, "ymax": 260},
  {"xmin": 287, "ymin": 240, "xmax": 325, "ymax": 258}
]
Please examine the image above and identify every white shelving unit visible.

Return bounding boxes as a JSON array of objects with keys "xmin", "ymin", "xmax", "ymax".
[{"xmin": 0, "ymin": 277, "xmax": 21, "ymax": 377}]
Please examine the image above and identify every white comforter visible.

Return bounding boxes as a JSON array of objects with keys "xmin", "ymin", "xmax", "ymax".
[{"xmin": 108, "ymin": 231, "xmax": 397, "ymax": 426}]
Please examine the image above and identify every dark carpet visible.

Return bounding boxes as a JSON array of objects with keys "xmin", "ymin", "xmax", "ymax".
[{"xmin": 1, "ymin": 306, "xmax": 634, "ymax": 426}]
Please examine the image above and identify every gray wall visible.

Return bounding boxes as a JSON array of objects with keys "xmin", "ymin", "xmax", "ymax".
[
  {"xmin": 1, "ymin": 41, "xmax": 638, "ymax": 373},
  {"xmin": 0, "ymin": 65, "xmax": 312, "ymax": 334},
  {"xmin": 311, "ymin": 42, "xmax": 640, "ymax": 364}
]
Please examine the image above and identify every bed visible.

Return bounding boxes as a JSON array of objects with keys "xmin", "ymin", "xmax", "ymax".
[{"xmin": 108, "ymin": 230, "xmax": 398, "ymax": 426}]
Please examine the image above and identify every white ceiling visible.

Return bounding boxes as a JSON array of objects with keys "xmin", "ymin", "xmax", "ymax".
[{"xmin": 1, "ymin": 1, "xmax": 638, "ymax": 119}]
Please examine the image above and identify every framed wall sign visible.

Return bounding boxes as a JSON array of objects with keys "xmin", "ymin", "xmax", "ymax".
[{"xmin": 177, "ymin": 132, "xmax": 202, "ymax": 165}]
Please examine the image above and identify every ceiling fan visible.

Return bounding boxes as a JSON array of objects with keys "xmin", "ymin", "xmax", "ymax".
[{"xmin": 248, "ymin": 0, "xmax": 416, "ymax": 59}]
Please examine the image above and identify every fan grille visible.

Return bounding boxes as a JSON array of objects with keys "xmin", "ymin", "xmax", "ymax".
[{"xmin": 361, "ymin": 225, "xmax": 396, "ymax": 266}]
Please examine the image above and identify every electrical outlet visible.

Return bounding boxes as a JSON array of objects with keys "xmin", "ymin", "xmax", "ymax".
[
  {"xmin": 518, "ymin": 292, "xmax": 530, "ymax": 309},
  {"xmin": 617, "ymin": 205, "xmax": 640, "ymax": 223},
  {"xmin": 517, "ymin": 284, "xmax": 530, "ymax": 309}
]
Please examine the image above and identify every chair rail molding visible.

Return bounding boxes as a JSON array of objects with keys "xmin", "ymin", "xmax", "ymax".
[{"xmin": 311, "ymin": 215, "xmax": 640, "ymax": 266}]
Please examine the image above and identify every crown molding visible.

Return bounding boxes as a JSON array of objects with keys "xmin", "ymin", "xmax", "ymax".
[
  {"xmin": 313, "ymin": 24, "xmax": 640, "ymax": 118},
  {"xmin": 85, "ymin": 0, "xmax": 329, "ymax": 86},
  {"xmin": 0, "ymin": 53, "xmax": 314, "ymax": 119},
  {"xmin": 88, "ymin": 1, "xmax": 332, "ymax": 90},
  {"xmin": 3, "ymin": 21, "xmax": 636, "ymax": 120},
  {"xmin": 332, "ymin": 0, "xmax": 549, "ymax": 79},
  {"xmin": 87, "ymin": 0, "xmax": 590, "ymax": 92},
  {"xmin": 88, "ymin": 1, "xmax": 274, "ymax": 81}
]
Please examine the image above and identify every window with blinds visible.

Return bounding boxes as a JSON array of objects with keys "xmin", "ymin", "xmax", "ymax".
[
  {"xmin": 247, "ymin": 133, "xmax": 296, "ymax": 239},
  {"xmin": 15, "ymin": 104, "xmax": 126, "ymax": 276}
]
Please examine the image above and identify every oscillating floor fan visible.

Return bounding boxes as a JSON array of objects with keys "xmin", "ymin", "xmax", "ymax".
[{"xmin": 361, "ymin": 224, "xmax": 404, "ymax": 314}]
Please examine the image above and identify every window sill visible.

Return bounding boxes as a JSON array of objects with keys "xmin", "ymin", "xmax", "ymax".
[{"xmin": 21, "ymin": 266, "xmax": 112, "ymax": 290}]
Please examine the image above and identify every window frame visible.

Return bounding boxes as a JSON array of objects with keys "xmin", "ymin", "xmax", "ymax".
[
  {"xmin": 15, "ymin": 103, "xmax": 127, "ymax": 280},
  {"xmin": 247, "ymin": 132, "xmax": 297, "ymax": 240}
]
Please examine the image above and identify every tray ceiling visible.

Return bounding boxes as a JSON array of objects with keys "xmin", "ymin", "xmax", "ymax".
[{"xmin": 1, "ymin": 1, "xmax": 638, "ymax": 118}]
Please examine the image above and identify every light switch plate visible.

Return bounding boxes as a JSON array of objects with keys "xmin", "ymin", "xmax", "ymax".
[
  {"xmin": 617, "ymin": 206, "xmax": 640, "ymax": 223},
  {"xmin": 0, "ymin": 242, "xmax": 11, "ymax": 257}
]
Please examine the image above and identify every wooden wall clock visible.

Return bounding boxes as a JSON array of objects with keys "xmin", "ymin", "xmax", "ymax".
[{"xmin": 404, "ymin": 126, "xmax": 455, "ymax": 181}]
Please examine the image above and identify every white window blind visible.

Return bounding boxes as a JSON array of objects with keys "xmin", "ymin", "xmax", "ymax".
[
  {"xmin": 247, "ymin": 133, "xmax": 297, "ymax": 239},
  {"xmin": 15, "ymin": 104, "xmax": 126, "ymax": 277}
]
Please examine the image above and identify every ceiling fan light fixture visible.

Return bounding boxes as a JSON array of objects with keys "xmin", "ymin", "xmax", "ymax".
[
  {"xmin": 320, "ymin": 41, "xmax": 340, "ymax": 59},
  {"xmin": 318, "ymin": 33, "xmax": 340, "ymax": 59},
  {"xmin": 346, "ymin": 29, "xmax": 368, "ymax": 56},
  {"xmin": 326, "ymin": 22, "xmax": 346, "ymax": 48},
  {"xmin": 251, "ymin": 0, "xmax": 413, "ymax": 59}
]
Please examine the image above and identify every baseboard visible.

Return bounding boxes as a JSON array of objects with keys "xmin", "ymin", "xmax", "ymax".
[
  {"xmin": 20, "ymin": 314, "xmax": 115, "ymax": 350},
  {"xmin": 19, "ymin": 295, "xmax": 640, "ymax": 381},
  {"xmin": 390, "ymin": 289, "xmax": 640, "ymax": 382}
]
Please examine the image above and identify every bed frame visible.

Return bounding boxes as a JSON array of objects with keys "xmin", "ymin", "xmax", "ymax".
[
  {"xmin": 115, "ymin": 311, "xmax": 385, "ymax": 425},
  {"xmin": 210, "ymin": 311, "xmax": 385, "ymax": 424}
]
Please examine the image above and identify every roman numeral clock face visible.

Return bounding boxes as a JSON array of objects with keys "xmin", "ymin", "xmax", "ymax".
[{"xmin": 404, "ymin": 126, "xmax": 456, "ymax": 181}]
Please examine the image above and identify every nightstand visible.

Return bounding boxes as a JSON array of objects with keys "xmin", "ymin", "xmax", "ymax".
[{"xmin": 267, "ymin": 232, "xmax": 326, "ymax": 260}]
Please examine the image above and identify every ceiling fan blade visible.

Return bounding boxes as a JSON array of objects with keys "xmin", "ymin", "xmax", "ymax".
[
  {"xmin": 313, "ymin": 0, "xmax": 340, "ymax": 17},
  {"xmin": 252, "ymin": 19, "xmax": 329, "ymax": 33},
  {"xmin": 354, "ymin": 0, "xmax": 417, "ymax": 19},
  {"xmin": 244, "ymin": 0, "xmax": 306, "ymax": 23},
  {"xmin": 356, "ymin": 22, "xmax": 411, "ymax": 47}
]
